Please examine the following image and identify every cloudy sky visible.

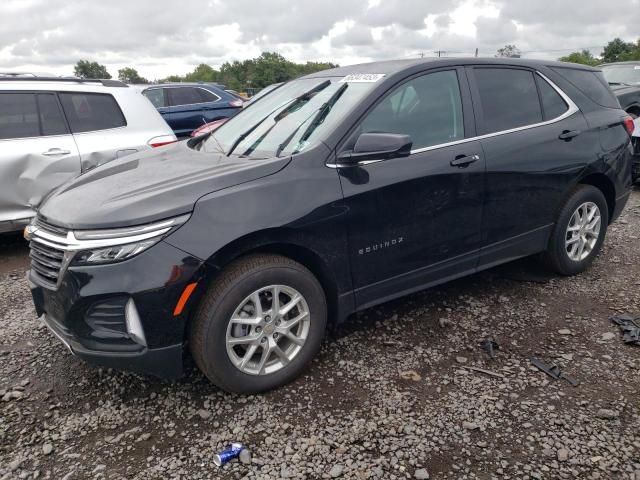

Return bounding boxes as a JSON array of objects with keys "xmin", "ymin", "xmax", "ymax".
[{"xmin": 1, "ymin": 0, "xmax": 639, "ymax": 80}]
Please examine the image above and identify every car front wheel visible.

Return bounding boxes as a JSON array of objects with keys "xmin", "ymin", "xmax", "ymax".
[{"xmin": 190, "ymin": 254, "xmax": 327, "ymax": 393}]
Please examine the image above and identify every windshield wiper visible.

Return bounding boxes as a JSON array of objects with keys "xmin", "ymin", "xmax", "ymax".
[
  {"xmin": 275, "ymin": 83, "xmax": 348, "ymax": 157},
  {"xmin": 226, "ymin": 80, "xmax": 331, "ymax": 157},
  {"xmin": 608, "ymin": 81, "xmax": 632, "ymax": 86}
]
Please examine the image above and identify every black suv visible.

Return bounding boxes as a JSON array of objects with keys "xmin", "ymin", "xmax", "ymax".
[{"xmin": 27, "ymin": 59, "xmax": 633, "ymax": 393}]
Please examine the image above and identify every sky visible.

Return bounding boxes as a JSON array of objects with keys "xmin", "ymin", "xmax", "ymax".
[{"xmin": 1, "ymin": 0, "xmax": 640, "ymax": 80}]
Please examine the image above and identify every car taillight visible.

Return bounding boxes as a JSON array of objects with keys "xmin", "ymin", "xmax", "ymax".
[
  {"xmin": 148, "ymin": 135, "xmax": 177, "ymax": 148},
  {"xmin": 623, "ymin": 116, "xmax": 635, "ymax": 137},
  {"xmin": 229, "ymin": 99, "xmax": 244, "ymax": 107}
]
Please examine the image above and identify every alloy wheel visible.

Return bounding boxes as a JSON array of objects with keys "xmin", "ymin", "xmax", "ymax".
[
  {"xmin": 565, "ymin": 201, "xmax": 601, "ymax": 262},
  {"xmin": 225, "ymin": 285, "xmax": 310, "ymax": 375}
]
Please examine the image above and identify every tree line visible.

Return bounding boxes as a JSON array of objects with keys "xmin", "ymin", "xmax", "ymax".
[{"xmin": 73, "ymin": 52, "xmax": 337, "ymax": 91}]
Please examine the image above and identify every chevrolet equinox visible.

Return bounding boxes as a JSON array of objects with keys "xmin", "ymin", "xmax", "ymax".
[{"xmin": 27, "ymin": 59, "xmax": 633, "ymax": 393}]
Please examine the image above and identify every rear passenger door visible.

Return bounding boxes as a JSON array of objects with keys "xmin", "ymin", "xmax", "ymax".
[
  {"xmin": 0, "ymin": 92, "xmax": 80, "ymax": 223},
  {"xmin": 466, "ymin": 66, "xmax": 590, "ymax": 267},
  {"xmin": 58, "ymin": 92, "xmax": 131, "ymax": 171}
]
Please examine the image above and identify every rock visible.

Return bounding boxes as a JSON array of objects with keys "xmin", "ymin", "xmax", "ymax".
[
  {"xmin": 42, "ymin": 443, "xmax": 53, "ymax": 455},
  {"xmin": 601, "ymin": 332, "xmax": 615, "ymax": 341},
  {"xmin": 399, "ymin": 370, "xmax": 421, "ymax": 381},
  {"xmin": 596, "ymin": 409, "xmax": 618, "ymax": 419},
  {"xmin": 558, "ymin": 329, "xmax": 572, "ymax": 335},
  {"xmin": 439, "ymin": 318, "xmax": 452, "ymax": 328},
  {"xmin": 197, "ymin": 409, "xmax": 211, "ymax": 419},
  {"xmin": 455, "ymin": 356, "xmax": 468, "ymax": 364},
  {"xmin": 9, "ymin": 459, "xmax": 21, "ymax": 471},
  {"xmin": 239, "ymin": 448, "xmax": 251, "ymax": 465},
  {"xmin": 557, "ymin": 449, "xmax": 569, "ymax": 462},
  {"xmin": 415, "ymin": 468, "xmax": 430, "ymax": 479},
  {"xmin": 329, "ymin": 464, "xmax": 344, "ymax": 478},
  {"xmin": 463, "ymin": 421, "xmax": 479, "ymax": 430}
]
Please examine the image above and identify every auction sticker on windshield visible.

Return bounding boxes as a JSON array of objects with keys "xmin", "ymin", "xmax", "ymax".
[{"xmin": 340, "ymin": 74, "xmax": 385, "ymax": 83}]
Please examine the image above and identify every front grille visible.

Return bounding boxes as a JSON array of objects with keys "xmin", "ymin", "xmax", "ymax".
[{"xmin": 29, "ymin": 220, "xmax": 69, "ymax": 289}]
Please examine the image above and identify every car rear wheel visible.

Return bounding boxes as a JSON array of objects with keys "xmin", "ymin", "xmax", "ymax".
[
  {"xmin": 190, "ymin": 254, "xmax": 327, "ymax": 393},
  {"xmin": 543, "ymin": 185, "xmax": 608, "ymax": 275}
]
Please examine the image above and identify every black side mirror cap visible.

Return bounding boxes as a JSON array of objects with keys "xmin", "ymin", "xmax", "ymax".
[{"xmin": 338, "ymin": 133, "xmax": 413, "ymax": 164}]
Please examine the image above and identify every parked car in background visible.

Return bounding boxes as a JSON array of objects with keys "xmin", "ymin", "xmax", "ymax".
[
  {"xmin": 601, "ymin": 62, "xmax": 640, "ymax": 181},
  {"xmin": 225, "ymin": 89, "xmax": 248, "ymax": 101},
  {"xmin": 141, "ymin": 83, "xmax": 243, "ymax": 137},
  {"xmin": 0, "ymin": 75, "xmax": 176, "ymax": 234},
  {"xmin": 189, "ymin": 83, "xmax": 283, "ymax": 137},
  {"xmin": 27, "ymin": 58, "xmax": 632, "ymax": 393}
]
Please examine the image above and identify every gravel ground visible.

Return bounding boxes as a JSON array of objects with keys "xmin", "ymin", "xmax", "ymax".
[{"xmin": 1, "ymin": 190, "xmax": 639, "ymax": 480}]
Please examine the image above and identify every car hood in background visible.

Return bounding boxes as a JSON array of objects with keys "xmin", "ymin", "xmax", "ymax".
[{"xmin": 38, "ymin": 141, "xmax": 290, "ymax": 229}]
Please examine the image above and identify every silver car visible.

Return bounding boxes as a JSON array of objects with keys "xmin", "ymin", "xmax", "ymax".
[{"xmin": 0, "ymin": 75, "xmax": 177, "ymax": 233}]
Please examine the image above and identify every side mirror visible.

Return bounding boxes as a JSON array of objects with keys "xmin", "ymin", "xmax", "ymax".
[{"xmin": 338, "ymin": 133, "xmax": 413, "ymax": 164}]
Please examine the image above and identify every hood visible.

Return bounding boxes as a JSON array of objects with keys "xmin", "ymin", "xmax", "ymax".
[{"xmin": 38, "ymin": 141, "xmax": 290, "ymax": 229}]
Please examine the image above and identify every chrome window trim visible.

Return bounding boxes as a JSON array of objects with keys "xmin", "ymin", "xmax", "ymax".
[{"xmin": 327, "ymin": 70, "xmax": 578, "ymax": 169}]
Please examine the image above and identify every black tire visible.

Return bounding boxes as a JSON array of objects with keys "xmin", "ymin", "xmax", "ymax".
[
  {"xmin": 543, "ymin": 185, "xmax": 609, "ymax": 276},
  {"xmin": 190, "ymin": 254, "xmax": 327, "ymax": 393}
]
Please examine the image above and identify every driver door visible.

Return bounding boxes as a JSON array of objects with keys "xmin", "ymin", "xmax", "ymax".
[{"xmin": 336, "ymin": 68, "xmax": 486, "ymax": 308}]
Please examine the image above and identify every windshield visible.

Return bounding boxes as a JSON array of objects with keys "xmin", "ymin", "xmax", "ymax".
[
  {"xmin": 601, "ymin": 65, "xmax": 640, "ymax": 85},
  {"xmin": 199, "ymin": 77, "xmax": 378, "ymax": 159}
]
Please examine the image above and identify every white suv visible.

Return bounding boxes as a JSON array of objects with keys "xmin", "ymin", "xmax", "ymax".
[{"xmin": 0, "ymin": 75, "xmax": 177, "ymax": 233}]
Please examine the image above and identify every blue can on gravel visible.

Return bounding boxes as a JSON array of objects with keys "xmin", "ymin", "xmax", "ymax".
[{"xmin": 214, "ymin": 443, "xmax": 244, "ymax": 466}]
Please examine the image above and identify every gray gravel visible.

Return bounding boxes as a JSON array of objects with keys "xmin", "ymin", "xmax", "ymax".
[{"xmin": 1, "ymin": 191, "xmax": 640, "ymax": 479}]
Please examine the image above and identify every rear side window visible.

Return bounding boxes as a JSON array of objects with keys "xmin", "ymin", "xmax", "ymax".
[
  {"xmin": 143, "ymin": 88, "xmax": 166, "ymax": 108},
  {"xmin": 168, "ymin": 87, "xmax": 204, "ymax": 106},
  {"xmin": 0, "ymin": 93, "xmax": 40, "ymax": 139},
  {"xmin": 361, "ymin": 70, "xmax": 465, "ymax": 149},
  {"xmin": 197, "ymin": 88, "xmax": 219, "ymax": 103},
  {"xmin": 536, "ymin": 76, "xmax": 569, "ymax": 120},
  {"xmin": 474, "ymin": 68, "xmax": 542, "ymax": 134},
  {"xmin": 59, "ymin": 93, "xmax": 126, "ymax": 133},
  {"xmin": 38, "ymin": 94, "xmax": 68, "ymax": 136},
  {"xmin": 551, "ymin": 67, "xmax": 619, "ymax": 109}
]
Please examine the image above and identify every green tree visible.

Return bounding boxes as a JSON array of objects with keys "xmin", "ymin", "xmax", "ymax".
[
  {"xmin": 495, "ymin": 45, "xmax": 521, "ymax": 58},
  {"xmin": 117, "ymin": 67, "xmax": 148, "ymax": 84},
  {"xmin": 601, "ymin": 38, "xmax": 637, "ymax": 63},
  {"xmin": 74, "ymin": 60, "xmax": 111, "ymax": 79},
  {"xmin": 184, "ymin": 63, "xmax": 218, "ymax": 82},
  {"xmin": 558, "ymin": 49, "xmax": 600, "ymax": 66}
]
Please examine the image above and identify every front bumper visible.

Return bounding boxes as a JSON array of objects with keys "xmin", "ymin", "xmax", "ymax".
[{"xmin": 29, "ymin": 240, "xmax": 205, "ymax": 379}]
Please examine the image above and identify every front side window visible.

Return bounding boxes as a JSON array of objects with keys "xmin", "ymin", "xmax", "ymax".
[
  {"xmin": 59, "ymin": 93, "xmax": 126, "ymax": 133},
  {"xmin": 0, "ymin": 93, "xmax": 40, "ymax": 140},
  {"xmin": 360, "ymin": 70, "xmax": 465, "ymax": 150},
  {"xmin": 143, "ymin": 88, "xmax": 166, "ymax": 108},
  {"xmin": 474, "ymin": 68, "xmax": 542, "ymax": 134},
  {"xmin": 168, "ymin": 87, "xmax": 204, "ymax": 106}
]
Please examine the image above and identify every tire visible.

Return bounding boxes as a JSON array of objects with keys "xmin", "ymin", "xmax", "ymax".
[
  {"xmin": 190, "ymin": 254, "xmax": 327, "ymax": 393},
  {"xmin": 543, "ymin": 185, "xmax": 609, "ymax": 276}
]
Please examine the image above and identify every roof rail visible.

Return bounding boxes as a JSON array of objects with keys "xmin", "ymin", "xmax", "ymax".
[{"xmin": 0, "ymin": 76, "xmax": 128, "ymax": 88}]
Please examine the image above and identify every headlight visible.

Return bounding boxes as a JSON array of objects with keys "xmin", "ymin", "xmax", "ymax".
[{"xmin": 71, "ymin": 214, "xmax": 189, "ymax": 266}]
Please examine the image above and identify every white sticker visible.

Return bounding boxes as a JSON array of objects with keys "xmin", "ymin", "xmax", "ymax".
[
  {"xmin": 340, "ymin": 73, "xmax": 385, "ymax": 83},
  {"xmin": 635, "ymin": 66, "xmax": 640, "ymax": 69}
]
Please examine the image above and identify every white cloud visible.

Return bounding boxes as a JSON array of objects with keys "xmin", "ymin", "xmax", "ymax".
[{"xmin": 0, "ymin": 0, "xmax": 638, "ymax": 79}]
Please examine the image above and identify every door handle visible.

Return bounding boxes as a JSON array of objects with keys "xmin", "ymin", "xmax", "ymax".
[
  {"xmin": 42, "ymin": 148, "xmax": 71, "ymax": 156},
  {"xmin": 558, "ymin": 130, "xmax": 581, "ymax": 141},
  {"xmin": 450, "ymin": 154, "xmax": 480, "ymax": 168}
]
